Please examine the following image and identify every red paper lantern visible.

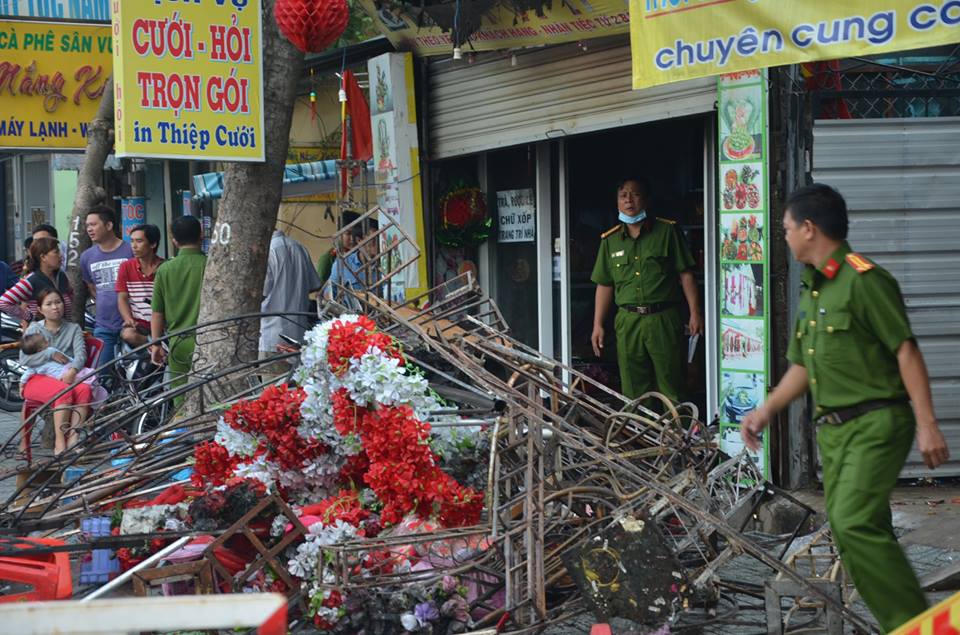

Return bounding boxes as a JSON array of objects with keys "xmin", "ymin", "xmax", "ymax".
[{"xmin": 275, "ymin": 0, "xmax": 350, "ymax": 53}]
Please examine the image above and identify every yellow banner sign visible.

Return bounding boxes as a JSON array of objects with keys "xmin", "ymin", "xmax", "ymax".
[
  {"xmin": 359, "ymin": 0, "xmax": 629, "ymax": 56},
  {"xmin": 0, "ymin": 20, "xmax": 111, "ymax": 149},
  {"xmin": 631, "ymin": 0, "xmax": 960, "ymax": 89},
  {"xmin": 112, "ymin": 0, "xmax": 264, "ymax": 161},
  {"xmin": 891, "ymin": 589, "xmax": 959, "ymax": 634}
]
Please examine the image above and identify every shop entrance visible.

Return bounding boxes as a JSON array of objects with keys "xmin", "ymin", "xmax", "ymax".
[
  {"xmin": 562, "ymin": 116, "xmax": 709, "ymax": 410},
  {"xmin": 428, "ymin": 116, "xmax": 714, "ymax": 412}
]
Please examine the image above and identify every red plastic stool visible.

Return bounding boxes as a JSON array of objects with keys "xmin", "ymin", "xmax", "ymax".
[
  {"xmin": 20, "ymin": 398, "xmax": 43, "ymax": 465},
  {"xmin": 0, "ymin": 537, "xmax": 72, "ymax": 602}
]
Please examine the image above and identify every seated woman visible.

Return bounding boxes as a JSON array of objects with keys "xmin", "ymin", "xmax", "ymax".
[
  {"xmin": 19, "ymin": 288, "xmax": 92, "ymax": 454},
  {"xmin": 19, "ymin": 333, "xmax": 108, "ymax": 405}
]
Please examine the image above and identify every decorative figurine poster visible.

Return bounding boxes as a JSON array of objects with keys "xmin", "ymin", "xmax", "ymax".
[
  {"xmin": 717, "ymin": 69, "xmax": 770, "ymax": 478},
  {"xmin": 368, "ymin": 52, "xmax": 428, "ymax": 301}
]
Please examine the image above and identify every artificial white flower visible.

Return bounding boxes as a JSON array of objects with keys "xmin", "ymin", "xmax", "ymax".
[
  {"xmin": 120, "ymin": 503, "xmax": 189, "ymax": 535},
  {"xmin": 316, "ymin": 605, "xmax": 342, "ymax": 624},
  {"xmin": 400, "ymin": 612, "xmax": 420, "ymax": 631},
  {"xmin": 270, "ymin": 514, "xmax": 288, "ymax": 537},
  {"xmin": 299, "ymin": 314, "xmax": 361, "ymax": 372},
  {"xmin": 340, "ymin": 348, "xmax": 433, "ymax": 409},
  {"xmin": 214, "ymin": 418, "xmax": 259, "ymax": 457},
  {"xmin": 287, "ymin": 520, "xmax": 359, "ymax": 580},
  {"xmin": 234, "ymin": 455, "xmax": 279, "ymax": 492}
]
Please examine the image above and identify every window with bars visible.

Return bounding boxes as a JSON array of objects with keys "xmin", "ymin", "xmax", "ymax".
[{"xmin": 806, "ymin": 45, "xmax": 960, "ymax": 119}]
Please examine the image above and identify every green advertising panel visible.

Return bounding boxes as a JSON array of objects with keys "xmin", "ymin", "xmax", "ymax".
[{"xmin": 717, "ymin": 70, "xmax": 770, "ymax": 478}]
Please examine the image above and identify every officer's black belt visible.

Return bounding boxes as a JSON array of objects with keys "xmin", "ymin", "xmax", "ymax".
[
  {"xmin": 619, "ymin": 302, "xmax": 676, "ymax": 315},
  {"xmin": 814, "ymin": 398, "xmax": 908, "ymax": 427}
]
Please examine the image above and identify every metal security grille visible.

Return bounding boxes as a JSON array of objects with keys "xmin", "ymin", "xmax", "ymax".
[
  {"xmin": 808, "ymin": 46, "xmax": 960, "ymax": 119},
  {"xmin": 812, "ymin": 117, "xmax": 960, "ymax": 478}
]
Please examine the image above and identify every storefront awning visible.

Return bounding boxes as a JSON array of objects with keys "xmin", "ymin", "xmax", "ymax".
[{"xmin": 192, "ymin": 159, "xmax": 373, "ymax": 201}]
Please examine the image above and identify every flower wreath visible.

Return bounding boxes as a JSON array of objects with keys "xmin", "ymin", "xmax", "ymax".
[{"xmin": 436, "ymin": 185, "xmax": 492, "ymax": 248}]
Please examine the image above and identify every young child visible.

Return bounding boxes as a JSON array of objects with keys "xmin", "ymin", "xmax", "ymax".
[{"xmin": 20, "ymin": 333, "xmax": 108, "ymax": 404}]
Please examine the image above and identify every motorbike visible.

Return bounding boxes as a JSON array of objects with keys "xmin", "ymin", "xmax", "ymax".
[
  {"xmin": 112, "ymin": 340, "xmax": 170, "ymax": 436},
  {"xmin": 0, "ymin": 313, "xmax": 23, "ymax": 412}
]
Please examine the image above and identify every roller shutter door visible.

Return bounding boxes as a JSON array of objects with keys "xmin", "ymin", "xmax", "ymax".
[
  {"xmin": 428, "ymin": 36, "xmax": 716, "ymax": 159},
  {"xmin": 813, "ymin": 117, "xmax": 960, "ymax": 477}
]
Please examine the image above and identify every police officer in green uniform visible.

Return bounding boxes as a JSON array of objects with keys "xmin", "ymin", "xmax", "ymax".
[
  {"xmin": 591, "ymin": 178, "xmax": 703, "ymax": 401},
  {"xmin": 742, "ymin": 184, "xmax": 949, "ymax": 633}
]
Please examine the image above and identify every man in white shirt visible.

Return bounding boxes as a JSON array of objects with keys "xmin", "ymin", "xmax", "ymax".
[{"xmin": 259, "ymin": 229, "xmax": 322, "ymax": 370}]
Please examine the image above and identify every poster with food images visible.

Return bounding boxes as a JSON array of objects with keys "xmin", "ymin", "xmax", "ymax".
[
  {"xmin": 719, "ymin": 85, "xmax": 763, "ymax": 162},
  {"xmin": 721, "ymin": 164, "xmax": 764, "ymax": 212},
  {"xmin": 720, "ymin": 213, "xmax": 764, "ymax": 262},
  {"xmin": 717, "ymin": 71, "xmax": 769, "ymax": 478}
]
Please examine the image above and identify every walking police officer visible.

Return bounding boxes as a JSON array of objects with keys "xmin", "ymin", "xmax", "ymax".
[
  {"xmin": 742, "ymin": 183, "xmax": 949, "ymax": 632},
  {"xmin": 590, "ymin": 178, "xmax": 703, "ymax": 401}
]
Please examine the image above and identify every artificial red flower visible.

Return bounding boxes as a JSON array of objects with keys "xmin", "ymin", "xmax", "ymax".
[
  {"xmin": 326, "ymin": 316, "xmax": 402, "ymax": 375},
  {"xmin": 313, "ymin": 615, "xmax": 335, "ymax": 629},
  {"xmin": 339, "ymin": 452, "xmax": 370, "ymax": 488},
  {"xmin": 310, "ymin": 490, "xmax": 371, "ymax": 528},
  {"xmin": 322, "ymin": 589, "xmax": 343, "ymax": 608},
  {"xmin": 192, "ymin": 441, "xmax": 240, "ymax": 488},
  {"xmin": 443, "ymin": 198, "xmax": 472, "ymax": 228},
  {"xmin": 194, "ymin": 386, "xmax": 331, "ymax": 497}
]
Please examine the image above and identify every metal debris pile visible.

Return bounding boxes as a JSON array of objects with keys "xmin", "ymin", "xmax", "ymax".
[{"xmin": 0, "ymin": 208, "xmax": 871, "ymax": 633}]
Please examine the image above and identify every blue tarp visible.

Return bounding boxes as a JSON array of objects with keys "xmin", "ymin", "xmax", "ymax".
[{"xmin": 192, "ymin": 159, "xmax": 372, "ymax": 201}]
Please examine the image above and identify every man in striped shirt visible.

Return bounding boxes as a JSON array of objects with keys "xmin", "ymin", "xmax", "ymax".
[{"xmin": 116, "ymin": 224, "xmax": 164, "ymax": 348}]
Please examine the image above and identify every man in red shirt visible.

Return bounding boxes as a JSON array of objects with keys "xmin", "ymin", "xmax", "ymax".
[{"xmin": 116, "ymin": 224, "xmax": 164, "ymax": 348}]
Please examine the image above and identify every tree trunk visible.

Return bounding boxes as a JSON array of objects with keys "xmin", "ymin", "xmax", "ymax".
[
  {"xmin": 65, "ymin": 77, "xmax": 114, "ymax": 326},
  {"xmin": 192, "ymin": 0, "xmax": 304, "ymax": 377}
]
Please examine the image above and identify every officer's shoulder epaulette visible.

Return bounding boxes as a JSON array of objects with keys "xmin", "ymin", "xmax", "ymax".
[
  {"xmin": 600, "ymin": 225, "xmax": 621, "ymax": 239},
  {"xmin": 655, "ymin": 217, "xmax": 677, "ymax": 225},
  {"xmin": 845, "ymin": 252, "xmax": 875, "ymax": 274}
]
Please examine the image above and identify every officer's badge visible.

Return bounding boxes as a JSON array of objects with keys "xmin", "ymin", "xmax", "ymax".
[
  {"xmin": 845, "ymin": 253, "xmax": 875, "ymax": 274},
  {"xmin": 601, "ymin": 225, "xmax": 621, "ymax": 239},
  {"xmin": 822, "ymin": 258, "xmax": 840, "ymax": 279},
  {"xmin": 612, "ymin": 250, "xmax": 625, "ymax": 258}
]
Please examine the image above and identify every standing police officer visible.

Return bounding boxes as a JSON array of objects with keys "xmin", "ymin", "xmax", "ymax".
[
  {"xmin": 742, "ymin": 183, "xmax": 949, "ymax": 632},
  {"xmin": 590, "ymin": 178, "xmax": 703, "ymax": 401}
]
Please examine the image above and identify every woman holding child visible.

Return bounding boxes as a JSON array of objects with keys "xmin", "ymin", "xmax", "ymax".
[{"xmin": 18, "ymin": 288, "xmax": 92, "ymax": 454}]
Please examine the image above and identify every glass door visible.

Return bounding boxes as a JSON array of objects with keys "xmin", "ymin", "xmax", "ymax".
[{"xmin": 487, "ymin": 144, "xmax": 540, "ymax": 350}]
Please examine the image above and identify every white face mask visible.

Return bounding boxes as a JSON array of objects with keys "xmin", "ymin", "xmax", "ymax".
[{"xmin": 619, "ymin": 210, "xmax": 647, "ymax": 224}]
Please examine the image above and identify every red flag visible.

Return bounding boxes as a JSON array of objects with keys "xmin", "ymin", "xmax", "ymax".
[
  {"xmin": 347, "ymin": 70, "xmax": 372, "ymax": 162},
  {"xmin": 340, "ymin": 69, "xmax": 373, "ymax": 194},
  {"xmin": 339, "ymin": 70, "xmax": 372, "ymax": 162}
]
